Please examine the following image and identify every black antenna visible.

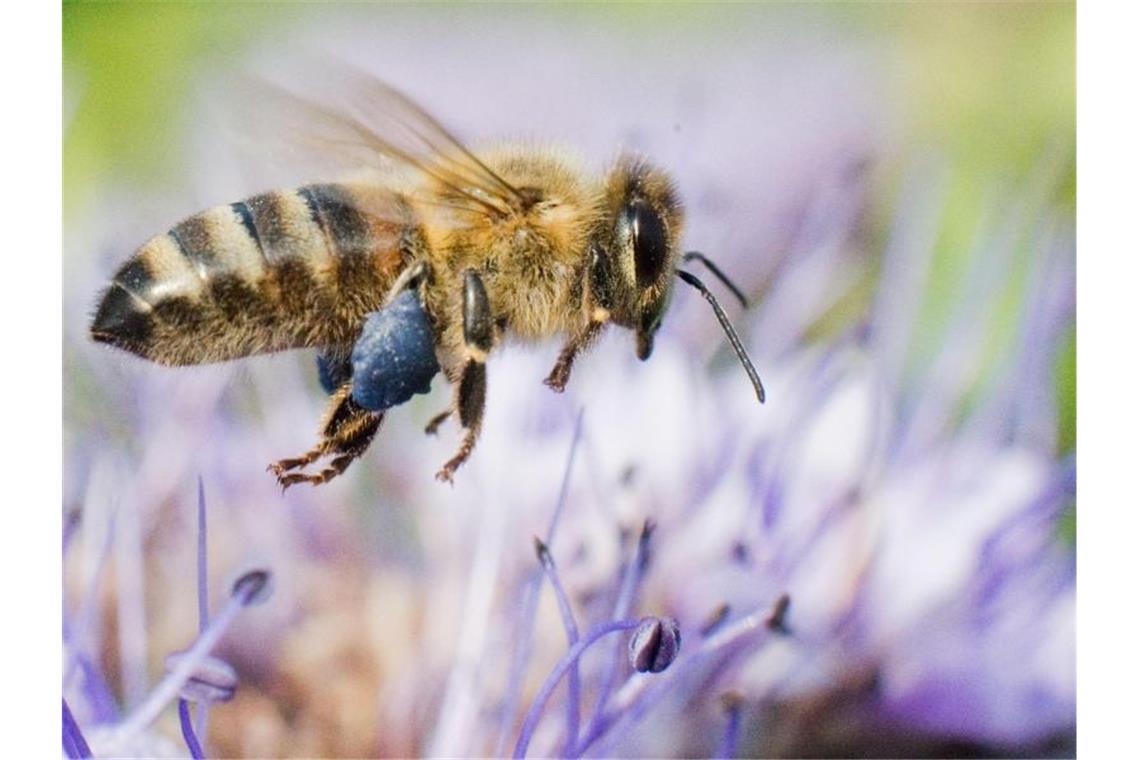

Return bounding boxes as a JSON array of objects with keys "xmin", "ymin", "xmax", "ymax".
[
  {"xmin": 676, "ymin": 269, "xmax": 766, "ymax": 404},
  {"xmin": 682, "ymin": 251, "xmax": 748, "ymax": 309}
]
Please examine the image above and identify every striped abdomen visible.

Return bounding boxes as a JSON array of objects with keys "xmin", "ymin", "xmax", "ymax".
[{"xmin": 91, "ymin": 183, "xmax": 422, "ymax": 366}]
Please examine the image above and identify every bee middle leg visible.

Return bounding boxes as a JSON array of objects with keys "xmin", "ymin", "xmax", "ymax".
[
  {"xmin": 269, "ymin": 384, "xmax": 383, "ymax": 490},
  {"xmin": 436, "ymin": 269, "xmax": 494, "ymax": 483},
  {"xmin": 436, "ymin": 358, "xmax": 487, "ymax": 483}
]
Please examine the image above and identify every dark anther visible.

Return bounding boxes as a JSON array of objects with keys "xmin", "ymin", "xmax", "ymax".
[
  {"xmin": 629, "ymin": 616, "xmax": 682, "ymax": 674},
  {"xmin": 232, "ymin": 569, "xmax": 272, "ymax": 606},
  {"xmin": 719, "ymin": 690, "xmax": 745, "ymax": 714},
  {"xmin": 765, "ymin": 593, "xmax": 791, "ymax": 634},
  {"xmin": 533, "ymin": 537, "xmax": 554, "ymax": 570},
  {"xmin": 700, "ymin": 603, "xmax": 731, "ymax": 638},
  {"xmin": 640, "ymin": 518, "xmax": 657, "ymax": 542},
  {"xmin": 731, "ymin": 541, "xmax": 752, "ymax": 565},
  {"xmin": 637, "ymin": 519, "xmax": 656, "ymax": 572}
]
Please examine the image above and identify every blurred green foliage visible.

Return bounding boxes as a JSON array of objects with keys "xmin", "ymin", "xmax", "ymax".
[
  {"xmin": 63, "ymin": 1, "xmax": 297, "ymax": 216},
  {"xmin": 860, "ymin": 3, "xmax": 1075, "ymax": 456},
  {"xmin": 63, "ymin": 2, "xmax": 1074, "ymax": 453}
]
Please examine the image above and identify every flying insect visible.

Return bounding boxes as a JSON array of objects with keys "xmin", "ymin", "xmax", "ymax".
[{"xmin": 90, "ymin": 72, "xmax": 765, "ymax": 488}]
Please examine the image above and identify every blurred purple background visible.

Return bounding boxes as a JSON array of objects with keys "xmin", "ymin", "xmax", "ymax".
[{"xmin": 64, "ymin": 5, "xmax": 1074, "ymax": 757}]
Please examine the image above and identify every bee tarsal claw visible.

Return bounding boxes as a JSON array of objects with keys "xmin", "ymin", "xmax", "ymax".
[
  {"xmin": 543, "ymin": 369, "xmax": 569, "ymax": 393},
  {"xmin": 424, "ymin": 410, "xmax": 451, "ymax": 436},
  {"xmin": 277, "ymin": 472, "xmax": 311, "ymax": 491},
  {"xmin": 436, "ymin": 430, "xmax": 477, "ymax": 485},
  {"xmin": 276, "ymin": 469, "xmax": 332, "ymax": 490},
  {"xmin": 268, "ymin": 453, "xmax": 319, "ymax": 477},
  {"xmin": 276, "ymin": 471, "xmax": 325, "ymax": 490}
]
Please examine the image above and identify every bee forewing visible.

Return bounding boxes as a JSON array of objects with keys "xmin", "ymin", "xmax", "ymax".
[{"xmin": 235, "ymin": 60, "xmax": 526, "ymax": 219}]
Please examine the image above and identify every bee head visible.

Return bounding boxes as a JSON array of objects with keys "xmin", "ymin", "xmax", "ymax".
[
  {"xmin": 591, "ymin": 156, "xmax": 683, "ymax": 360},
  {"xmin": 588, "ymin": 156, "xmax": 767, "ymax": 405}
]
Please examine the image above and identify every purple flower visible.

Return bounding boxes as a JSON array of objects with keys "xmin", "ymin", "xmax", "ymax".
[
  {"xmin": 65, "ymin": 6, "xmax": 1072, "ymax": 757},
  {"xmin": 64, "ymin": 473, "xmax": 272, "ymax": 757}
]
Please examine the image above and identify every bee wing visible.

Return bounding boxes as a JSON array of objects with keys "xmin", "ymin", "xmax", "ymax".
[{"xmin": 233, "ymin": 61, "xmax": 526, "ymax": 220}]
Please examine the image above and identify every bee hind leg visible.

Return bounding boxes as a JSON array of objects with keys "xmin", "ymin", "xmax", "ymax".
[{"xmin": 269, "ymin": 384, "xmax": 383, "ymax": 490}]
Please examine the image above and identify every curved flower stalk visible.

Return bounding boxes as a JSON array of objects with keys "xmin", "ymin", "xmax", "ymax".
[
  {"xmin": 63, "ymin": 699, "xmax": 92, "ymax": 759},
  {"xmin": 179, "ymin": 699, "xmax": 206, "ymax": 759},
  {"xmin": 513, "ymin": 618, "xmax": 646, "ymax": 759}
]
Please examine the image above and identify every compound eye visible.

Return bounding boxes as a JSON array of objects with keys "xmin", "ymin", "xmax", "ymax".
[{"xmin": 627, "ymin": 200, "xmax": 668, "ymax": 288}]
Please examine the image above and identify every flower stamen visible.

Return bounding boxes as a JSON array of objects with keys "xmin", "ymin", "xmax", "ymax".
[
  {"xmin": 534, "ymin": 537, "xmax": 582, "ymax": 754},
  {"xmin": 513, "ymin": 618, "xmax": 644, "ymax": 759},
  {"xmin": 100, "ymin": 568, "xmax": 272, "ymax": 751}
]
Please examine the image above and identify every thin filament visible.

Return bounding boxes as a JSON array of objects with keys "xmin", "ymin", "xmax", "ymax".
[
  {"xmin": 682, "ymin": 251, "xmax": 749, "ymax": 309},
  {"xmin": 677, "ymin": 269, "xmax": 766, "ymax": 404}
]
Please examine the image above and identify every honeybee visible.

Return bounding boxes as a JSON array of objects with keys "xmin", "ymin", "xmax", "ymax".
[{"xmin": 90, "ymin": 71, "xmax": 764, "ymax": 488}]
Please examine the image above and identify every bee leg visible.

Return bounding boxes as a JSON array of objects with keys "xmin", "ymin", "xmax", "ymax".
[
  {"xmin": 424, "ymin": 409, "xmax": 451, "ymax": 436},
  {"xmin": 275, "ymin": 413, "xmax": 382, "ymax": 489},
  {"xmin": 436, "ymin": 359, "xmax": 486, "ymax": 483},
  {"xmin": 268, "ymin": 384, "xmax": 355, "ymax": 474},
  {"xmin": 436, "ymin": 270, "xmax": 493, "ymax": 483},
  {"xmin": 544, "ymin": 319, "xmax": 606, "ymax": 392},
  {"xmin": 269, "ymin": 384, "xmax": 383, "ymax": 489}
]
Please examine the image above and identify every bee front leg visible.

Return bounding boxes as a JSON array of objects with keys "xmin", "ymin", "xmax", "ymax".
[
  {"xmin": 544, "ymin": 318, "xmax": 606, "ymax": 392},
  {"xmin": 436, "ymin": 270, "xmax": 495, "ymax": 483},
  {"xmin": 269, "ymin": 384, "xmax": 384, "ymax": 490}
]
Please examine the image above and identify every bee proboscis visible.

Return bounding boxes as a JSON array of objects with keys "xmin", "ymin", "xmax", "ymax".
[{"xmin": 91, "ymin": 69, "xmax": 765, "ymax": 488}]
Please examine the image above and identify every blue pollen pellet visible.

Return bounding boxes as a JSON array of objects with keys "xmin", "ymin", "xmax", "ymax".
[{"xmin": 350, "ymin": 290, "xmax": 441, "ymax": 411}]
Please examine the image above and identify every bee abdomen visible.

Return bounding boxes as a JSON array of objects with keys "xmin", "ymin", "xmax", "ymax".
[{"xmin": 91, "ymin": 183, "xmax": 411, "ymax": 366}]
